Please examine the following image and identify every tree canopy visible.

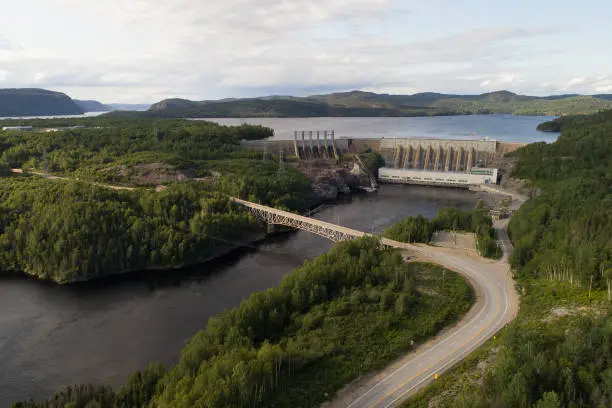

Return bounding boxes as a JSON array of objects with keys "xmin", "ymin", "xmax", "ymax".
[
  {"xmin": 0, "ymin": 119, "xmax": 311, "ymax": 283},
  {"xmin": 13, "ymin": 238, "xmax": 472, "ymax": 408}
]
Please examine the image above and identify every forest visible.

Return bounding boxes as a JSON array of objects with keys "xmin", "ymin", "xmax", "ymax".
[
  {"xmin": 0, "ymin": 119, "xmax": 312, "ymax": 283},
  {"xmin": 130, "ymin": 90, "xmax": 612, "ymax": 118},
  {"xmin": 404, "ymin": 110, "xmax": 612, "ymax": 408},
  {"xmin": 7, "ymin": 109, "xmax": 612, "ymax": 407},
  {"xmin": 383, "ymin": 204, "xmax": 502, "ymax": 259},
  {"xmin": 13, "ymin": 237, "xmax": 473, "ymax": 408},
  {"xmin": 0, "ymin": 118, "xmax": 281, "ymax": 185}
]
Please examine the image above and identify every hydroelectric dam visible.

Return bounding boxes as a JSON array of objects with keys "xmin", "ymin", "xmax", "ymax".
[{"xmin": 242, "ymin": 132, "xmax": 526, "ymax": 188}]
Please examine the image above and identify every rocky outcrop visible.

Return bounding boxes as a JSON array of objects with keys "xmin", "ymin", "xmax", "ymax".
[{"xmin": 294, "ymin": 160, "xmax": 369, "ymax": 204}]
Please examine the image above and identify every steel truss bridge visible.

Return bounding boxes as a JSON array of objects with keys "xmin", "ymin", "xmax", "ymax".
[{"xmin": 230, "ymin": 197, "xmax": 418, "ymax": 251}]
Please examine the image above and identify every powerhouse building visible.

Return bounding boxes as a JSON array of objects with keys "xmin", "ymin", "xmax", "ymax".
[{"xmin": 378, "ymin": 167, "xmax": 499, "ymax": 187}]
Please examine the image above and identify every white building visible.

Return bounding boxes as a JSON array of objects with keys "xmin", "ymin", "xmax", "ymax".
[
  {"xmin": 378, "ymin": 167, "xmax": 499, "ymax": 188},
  {"xmin": 2, "ymin": 126, "xmax": 33, "ymax": 131}
]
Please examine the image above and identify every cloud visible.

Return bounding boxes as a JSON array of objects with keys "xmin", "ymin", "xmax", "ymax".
[
  {"xmin": 0, "ymin": 0, "xmax": 582, "ymax": 102},
  {"xmin": 0, "ymin": 35, "xmax": 15, "ymax": 51},
  {"xmin": 553, "ymin": 75, "xmax": 612, "ymax": 94},
  {"xmin": 567, "ymin": 77, "xmax": 586, "ymax": 86},
  {"xmin": 594, "ymin": 77, "xmax": 612, "ymax": 93}
]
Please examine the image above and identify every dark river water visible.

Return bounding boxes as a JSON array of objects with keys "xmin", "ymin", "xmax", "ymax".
[{"xmin": 0, "ymin": 185, "xmax": 477, "ymax": 406}]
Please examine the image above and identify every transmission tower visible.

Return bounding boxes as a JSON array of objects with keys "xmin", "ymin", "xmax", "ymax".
[
  {"xmin": 277, "ymin": 150, "xmax": 285, "ymax": 177},
  {"xmin": 42, "ymin": 148, "xmax": 49, "ymax": 173}
]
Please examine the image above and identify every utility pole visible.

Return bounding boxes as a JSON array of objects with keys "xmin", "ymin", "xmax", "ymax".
[
  {"xmin": 277, "ymin": 150, "xmax": 285, "ymax": 177},
  {"xmin": 42, "ymin": 148, "xmax": 49, "ymax": 173}
]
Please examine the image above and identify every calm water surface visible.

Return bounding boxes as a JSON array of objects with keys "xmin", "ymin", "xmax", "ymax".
[
  {"xmin": 206, "ymin": 115, "xmax": 559, "ymax": 143},
  {"xmin": 0, "ymin": 185, "xmax": 477, "ymax": 406}
]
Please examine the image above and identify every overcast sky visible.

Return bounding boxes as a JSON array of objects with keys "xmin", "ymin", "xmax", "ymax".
[{"xmin": 0, "ymin": 0, "xmax": 610, "ymax": 103}]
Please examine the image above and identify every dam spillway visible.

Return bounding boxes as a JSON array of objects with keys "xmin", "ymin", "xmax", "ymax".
[
  {"xmin": 241, "ymin": 135, "xmax": 525, "ymax": 187},
  {"xmin": 292, "ymin": 130, "xmax": 342, "ymax": 161},
  {"xmin": 243, "ymin": 136, "xmax": 522, "ymax": 164},
  {"xmin": 377, "ymin": 138, "xmax": 497, "ymax": 172}
]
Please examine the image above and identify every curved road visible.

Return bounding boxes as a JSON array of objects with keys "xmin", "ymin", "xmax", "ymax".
[{"xmin": 330, "ymin": 220, "xmax": 519, "ymax": 408}]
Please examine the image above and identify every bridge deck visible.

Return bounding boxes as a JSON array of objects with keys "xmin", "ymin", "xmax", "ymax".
[{"xmin": 230, "ymin": 197, "xmax": 421, "ymax": 251}]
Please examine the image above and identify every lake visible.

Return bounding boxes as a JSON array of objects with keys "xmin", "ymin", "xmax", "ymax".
[
  {"xmin": 0, "ymin": 112, "xmax": 108, "ymax": 120},
  {"xmin": 204, "ymin": 115, "xmax": 559, "ymax": 143}
]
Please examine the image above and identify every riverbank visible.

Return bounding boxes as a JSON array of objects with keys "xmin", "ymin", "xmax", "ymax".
[
  {"xmin": 0, "ymin": 184, "xmax": 478, "ymax": 407},
  {"xmin": 13, "ymin": 238, "xmax": 475, "ymax": 408}
]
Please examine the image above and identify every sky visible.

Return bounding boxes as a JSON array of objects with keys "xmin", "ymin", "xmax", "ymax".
[{"xmin": 0, "ymin": 0, "xmax": 610, "ymax": 103}]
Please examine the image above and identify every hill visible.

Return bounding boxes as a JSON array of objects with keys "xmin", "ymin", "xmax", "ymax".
[
  {"xmin": 130, "ymin": 90, "xmax": 612, "ymax": 118},
  {"xmin": 0, "ymin": 88, "xmax": 84, "ymax": 117},
  {"xmin": 74, "ymin": 99, "xmax": 112, "ymax": 112}
]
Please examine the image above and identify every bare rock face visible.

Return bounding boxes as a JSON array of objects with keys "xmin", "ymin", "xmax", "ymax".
[
  {"xmin": 293, "ymin": 159, "xmax": 371, "ymax": 203},
  {"xmin": 312, "ymin": 183, "xmax": 339, "ymax": 201}
]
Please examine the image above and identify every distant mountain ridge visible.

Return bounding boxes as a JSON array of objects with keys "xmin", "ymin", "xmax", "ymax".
[
  {"xmin": 74, "ymin": 99, "xmax": 112, "ymax": 112},
  {"xmin": 108, "ymin": 103, "xmax": 151, "ymax": 111},
  {"xmin": 139, "ymin": 90, "xmax": 612, "ymax": 118},
  {"xmin": 0, "ymin": 89, "xmax": 84, "ymax": 117}
]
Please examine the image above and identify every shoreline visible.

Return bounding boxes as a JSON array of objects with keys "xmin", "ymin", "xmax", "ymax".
[{"xmin": 0, "ymin": 194, "xmax": 344, "ymax": 286}]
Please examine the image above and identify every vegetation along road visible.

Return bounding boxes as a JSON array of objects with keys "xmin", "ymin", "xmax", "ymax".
[{"xmin": 330, "ymin": 219, "xmax": 520, "ymax": 408}]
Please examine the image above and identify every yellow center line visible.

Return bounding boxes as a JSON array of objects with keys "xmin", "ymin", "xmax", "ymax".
[{"xmin": 369, "ymin": 285, "xmax": 503, "ymax": 408}]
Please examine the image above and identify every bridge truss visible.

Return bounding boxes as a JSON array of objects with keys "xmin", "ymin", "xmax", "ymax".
[
  {"xmin": 231, "ymin": 197, "xmax": 419, "ymax": 251},
  {"xmin": 244, "ymin": 205, "xmax": 362, "ymax": 242}
]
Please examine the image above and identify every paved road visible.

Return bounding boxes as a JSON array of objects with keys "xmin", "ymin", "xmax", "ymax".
[{"xmin": 330, "ymin": 220, "xmax": 519, "ymax": 408}]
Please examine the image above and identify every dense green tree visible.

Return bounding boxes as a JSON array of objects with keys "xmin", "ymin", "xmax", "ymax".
[
  {"xmin": 509, "ymin": 111, "xmax": 612, "ymax": 289},
  {"xmin": 0, "ymin": 119, "xmax": 313, "ymax": 283},
  {"xmin": 14, "ymin": 238, "xmax": 472, "ymax": 408},
  {"xmin": 404, "ymin": 109, "xmax": 612, "ymax": 408},
  {"xmin": 383, "ymin": 206, "xmax": 501, "ymax": 259}
]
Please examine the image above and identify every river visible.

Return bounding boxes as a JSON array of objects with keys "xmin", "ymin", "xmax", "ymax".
[{"xmin": 0, "ymin": 185, "xmax": 477, "ymax": 406}]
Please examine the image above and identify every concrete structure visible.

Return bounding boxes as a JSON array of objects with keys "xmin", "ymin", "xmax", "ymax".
[
  {"xmin": 243, "ymin": 137, "xmax": 523, "ymax": 165},
  {"xmin": 378, "ymin": 167, "xmax": 498, "ymax": 187},
  {"xmin": 379, "ymin": 137, "xmax": 498, "ymax": 172},
  {"xmin": 44, "ymin": 125, "xmax": 86, "ymax": 132},
  {"xmin": 293, "ymin": 130, "xmax": 347, "ymax": 160},
  {"xmin": 2, "ymin": 126, "xmax": 33, "ymax": 131}
]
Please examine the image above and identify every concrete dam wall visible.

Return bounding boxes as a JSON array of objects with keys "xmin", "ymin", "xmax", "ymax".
[
  {"xmin": 378, "ymin": 138, "xmax": 497, "ymax": 173},
  {"xmin": 243, "ymin": 136, "xmax": 525, "ymax": 188}
]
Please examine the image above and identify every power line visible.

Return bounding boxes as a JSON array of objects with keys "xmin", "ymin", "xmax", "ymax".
[{"xmin": 277, "ymin": 150, "xmax": 285, "ymax": 177}]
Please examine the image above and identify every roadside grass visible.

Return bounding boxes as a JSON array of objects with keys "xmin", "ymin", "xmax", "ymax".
[
  {"xmin": 401, "ymin": 278, "xmax": 610, "ymax": 408},
  {"xmin": 261, "ymin": 262, "xmax": 474, "ymax": 408}
]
